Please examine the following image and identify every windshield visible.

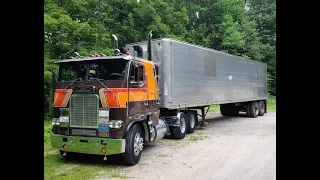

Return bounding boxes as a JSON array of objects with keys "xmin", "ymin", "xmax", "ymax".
[{"xmin": 58, "ymin": 59, "xmax": 128, "ymax": 82}]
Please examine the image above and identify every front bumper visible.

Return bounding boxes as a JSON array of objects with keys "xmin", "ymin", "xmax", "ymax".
[{"xmin": 50, "ymin": 134, "xmax": 126, "ymax": 155}]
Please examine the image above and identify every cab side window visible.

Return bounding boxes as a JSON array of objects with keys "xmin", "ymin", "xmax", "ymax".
[{"xmin": 130, "ymin": 62, "xmax": 144, "ymax": 82}]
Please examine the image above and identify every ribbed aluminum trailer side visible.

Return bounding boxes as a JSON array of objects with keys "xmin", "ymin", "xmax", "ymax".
[{"xmin": 126, "ymin": 38, "xmax": 267, "ymax": 109}]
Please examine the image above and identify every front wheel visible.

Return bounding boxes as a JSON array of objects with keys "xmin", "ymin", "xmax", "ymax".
[{"xmin": 122, "ymin": 124, "xmax": 144, "ymax": 165}]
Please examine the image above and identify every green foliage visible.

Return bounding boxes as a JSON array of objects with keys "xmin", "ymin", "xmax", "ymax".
[
  {"xmin": 44, "ymin": 0, "xmax": 276, "ymax": 118},
  {"xmin": 267, "ymin": 95, "xmax": 276, "ymax": 111}
]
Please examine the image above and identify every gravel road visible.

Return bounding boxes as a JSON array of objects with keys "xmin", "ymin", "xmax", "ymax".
[{"xmin": 97, "ymin": 111, "xmax": 276, "ymax": 180}]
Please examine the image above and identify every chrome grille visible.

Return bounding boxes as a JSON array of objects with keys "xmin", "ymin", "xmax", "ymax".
[
  {"xmin": 71, "ymin": 128, "xmax": 97, "ymax": 137},
  {"xmin": 70, "ymin": 93, "xmax": 99, "ymax": 128}
]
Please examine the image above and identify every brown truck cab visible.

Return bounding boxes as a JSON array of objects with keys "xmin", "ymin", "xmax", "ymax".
[{"xmin": 50, "ymin": 49, "xmax": 168, "ymax": 165}]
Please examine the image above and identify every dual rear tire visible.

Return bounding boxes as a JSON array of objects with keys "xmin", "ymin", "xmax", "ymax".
[
  {"xmin": 172, "ymin": 111, "xmax": 197, "ymax": 139},
  {"xmin": 246, "ymin": 101, "xmax": 265, "ymax": 118}
]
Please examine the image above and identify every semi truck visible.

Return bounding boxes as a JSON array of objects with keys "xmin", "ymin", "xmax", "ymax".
[{"xmin": 50, "ymin": 33, "xmax": 267, "ymax": 165}]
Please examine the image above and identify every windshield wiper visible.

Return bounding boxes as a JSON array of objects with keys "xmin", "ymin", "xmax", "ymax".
[
  {"xmin": 88, "ymin": 78, "xmax": 112, "ymax": 92},
  {"xmin": 63, "ymin": 77, "xmax": 83, "ymax": 90}
]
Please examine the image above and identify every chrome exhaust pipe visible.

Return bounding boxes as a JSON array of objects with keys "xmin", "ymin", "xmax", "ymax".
[{"xmin": 151, "ymin": 118, "xmax": 168, "ymax": 142}]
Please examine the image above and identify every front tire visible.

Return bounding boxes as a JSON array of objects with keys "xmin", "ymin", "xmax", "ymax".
[
  {"xmin": 122, "ymin": 124, "xmax": 144, "ymax": 165},
  {"xmin": 172, "ymin": 112, "xmax": 187, "ymax": 139}
]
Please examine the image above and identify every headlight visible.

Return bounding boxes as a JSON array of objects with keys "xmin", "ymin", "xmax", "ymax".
[
  {"xmin": 52, "ymin": 118, "xmax": 60, "ymax": 125},
  {"xmin": 109, "ymin": 120, "xmax": 124, "ymax": 129}
]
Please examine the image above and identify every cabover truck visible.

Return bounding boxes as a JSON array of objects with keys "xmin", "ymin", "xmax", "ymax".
[{"xmin": 50, "ymin": 34, "xmax": 267, "ymax": 165}]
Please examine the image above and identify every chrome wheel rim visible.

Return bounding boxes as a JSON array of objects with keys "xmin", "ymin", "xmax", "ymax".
[
  {"xmin": 189, "ymin": 115, "xmax": 195, "ymax": 128},
  {"xmin": 255, "ymin": 105, "xmax": 259, "ymax": 115},
  {"xmin": 133, "ymin": 133, "xmax": 143, "ymax": 156},
  {"xmin": 180, "ymin": 118, "xmax": 186, "ymax": 133}
]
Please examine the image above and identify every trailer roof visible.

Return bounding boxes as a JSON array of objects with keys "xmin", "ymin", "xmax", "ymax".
[
  {"xmin": 125, "ymin": 38, "xmax": 266, "ymax": 65},
  {"xmin": 55, "ymin": 55, "xmax": 133, "ymax": 63}
]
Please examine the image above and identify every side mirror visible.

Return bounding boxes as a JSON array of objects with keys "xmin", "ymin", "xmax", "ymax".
[
  {"xmin": 129, "ymin": 81, "xmax": 145, "ymax": 88},
  {"xmin": 138, "ymin": 82, "xmax": 145, "ymax": 88}
]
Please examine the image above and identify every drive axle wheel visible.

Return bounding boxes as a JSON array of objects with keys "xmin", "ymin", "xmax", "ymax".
[
  {"xmin": 186, "ymin": 111, "xmax": 197, "ymax": 133},
  {"xmin": 172, "ymin": 112, "xmax": 187, "ymax": 139}
]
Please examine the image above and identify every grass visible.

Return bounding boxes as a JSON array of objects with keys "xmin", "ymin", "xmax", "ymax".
[
  {"xmin": 267, "ymin": 95, "xmax": 276, "ymax": 111},
  {"xmin": 44, "ymin": 121, "xmax": 125, "ymax": 180},
  {"xmin": 44, "ymin": 121, "xmax": 55, "ymax": 152},
  {"xmin": 208, "ymin": 105, "xmax": 220, "ymax": 112},
  {"xmin": 108, "ymin": 173, "xmax": 130, "ymax": 179},
  {"xmin": 156, "ymin": 129, "xmax": 208, "ymax": 148},
  {"xmin": 157, "ymin": 154, "xmax": 168, "ymax": 157},
  {"xmin": 205, "ymin": 96, "xmax": 276, "ymax": 113}
]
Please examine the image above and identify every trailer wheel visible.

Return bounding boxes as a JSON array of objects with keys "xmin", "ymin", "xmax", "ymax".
[
  {"xmin": 220, "ymin": 104, "xmax": 239, "ymax": 116},
  {"xmin": 245, "ymin": 103, "xmax": 251, "ymax": 117},
  {"xmin": 172, "ymin": 112, "xmax": 187, "ymax": 139},
  {"xmin": 231, "ymin": 108, "xmax": 239, "ymax": 116},
  {"xmin": 220, "ymin": 104, "xmax": 231, "ymax": 116},
  {"xmin": 220, "ymin": 106, "xmax": 228, "ymax": 116},
  {"xmin": 122, "ymin": 124, "xmax": 144, "ymax": 165},
  {"xmin": 249, "ymin": 101, "xmax": 259, "ymax": 118},
  {"xmin": 186, "ymin": 111, "xmax": 196, "ymax": 133},
  {"xmin": 258, "ymin": 101, "xmax": 265, "ymax": 116}
]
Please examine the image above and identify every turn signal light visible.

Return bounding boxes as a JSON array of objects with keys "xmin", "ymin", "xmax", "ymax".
[{"xmin": 102, "ymin": 147, "xmax": 107, "ymax": 153}]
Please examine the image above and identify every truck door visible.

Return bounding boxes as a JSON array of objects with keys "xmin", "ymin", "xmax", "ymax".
[{"xmin": 128, "ymin": 61, "xmax": 147, "ymax": 115}]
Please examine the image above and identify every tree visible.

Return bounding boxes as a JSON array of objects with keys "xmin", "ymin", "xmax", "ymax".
[{"xmin": 44, "ymin": 0, "xmax": 277, "ymax": 118}]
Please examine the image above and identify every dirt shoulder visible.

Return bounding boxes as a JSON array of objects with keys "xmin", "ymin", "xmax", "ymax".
[{"xmin": 96, "ymin": 112, "xmax": 276, "ymax": 180}]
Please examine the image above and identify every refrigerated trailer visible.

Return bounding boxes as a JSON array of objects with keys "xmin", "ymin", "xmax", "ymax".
[
  {"xmin": 126, "ymin": 38, "xmax": 267, "ymax": 109},
  {"xmin": 50, "ymin": 35, "xmax": 267, "ymax": 165}
]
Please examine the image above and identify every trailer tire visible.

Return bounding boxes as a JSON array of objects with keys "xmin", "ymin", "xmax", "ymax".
[
  {"xmin": 249, "ymin": 101, "xmax": 259, "ymax": 118},
  {"xmin": 220, "ymin": 104, "xmax": 239, "ymax": 116},
  {"xmin": 172, "ymin": 112, "xmax": 187, "ymax": 139},
  {"xmin": 245, "ymin": 103, "xmax": 251, "ymax": 117},
  {"xmin": 258, "ymin": 101, "xmax": 265, "ymax": 116},
  {"xmin": 231, "ymin": 108, "xmax": 239, "ymax": 116},
  {"xmin": 220, "ymin": 104, "xmax": 231, "ymax": 116},
  {"xmin": 122, "ymin": 124, "xmax": 144, "ymax": 165},
  {"xmin": 186, "ymin": 111, "xmax": 196, "ymax": 133}
]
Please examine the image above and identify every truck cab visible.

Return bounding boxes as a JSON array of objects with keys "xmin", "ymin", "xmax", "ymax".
[{"xmin": 51, "ymin": 52, "xmax": 164, "ymax": 165}]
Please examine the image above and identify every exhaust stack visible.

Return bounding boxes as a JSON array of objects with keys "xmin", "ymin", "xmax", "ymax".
[
  {"xmin": 147, "ymin": 31, "xmax": 153, "ymax": 61},
  {"xmin": 112, "ymin": 34, "xmax": 120, "ymax": 55}
]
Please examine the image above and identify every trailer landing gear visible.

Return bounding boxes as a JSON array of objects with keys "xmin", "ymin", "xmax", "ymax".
[{"xmin": 195, "ymin": 106, "xmax": 210, "ymax": 128}]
